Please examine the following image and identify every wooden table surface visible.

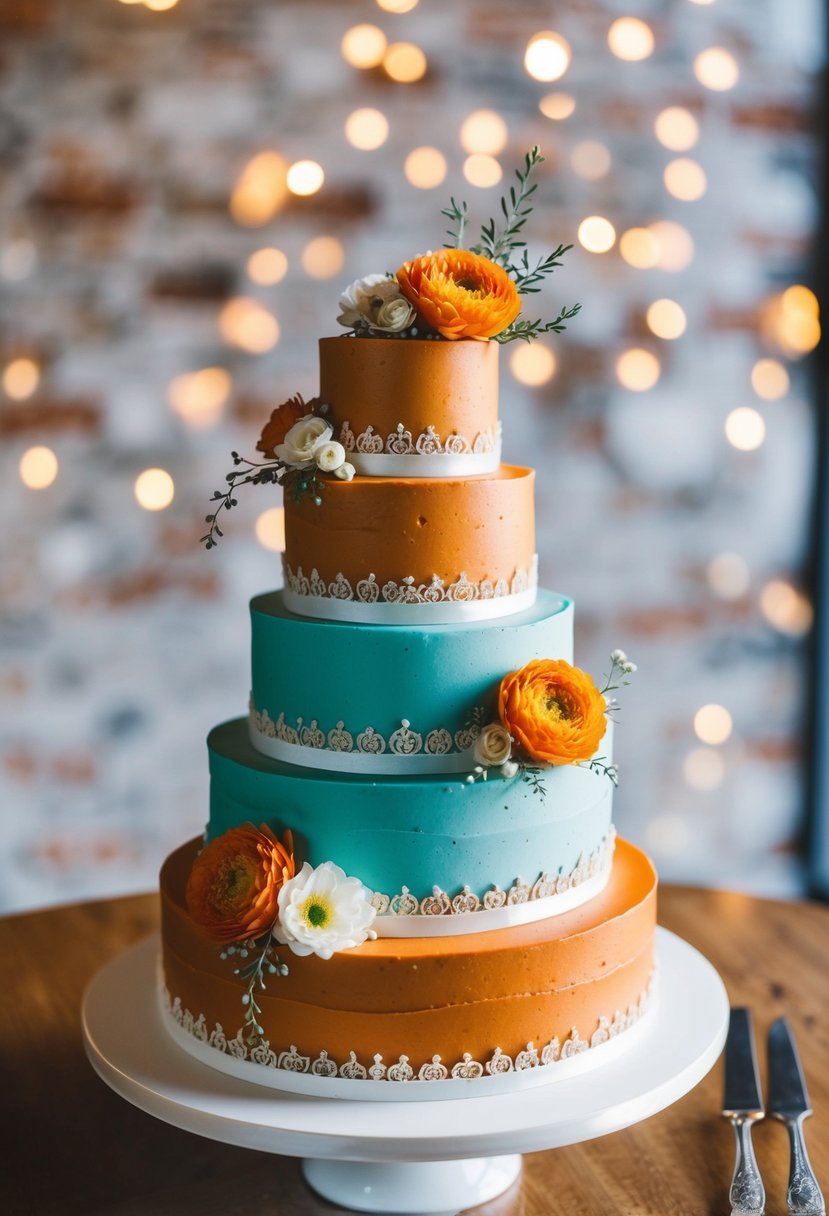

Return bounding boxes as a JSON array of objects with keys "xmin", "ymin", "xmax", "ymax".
[{"xmin": 2, "ymin": 885, "xmax": 827, "ymax": 1216}]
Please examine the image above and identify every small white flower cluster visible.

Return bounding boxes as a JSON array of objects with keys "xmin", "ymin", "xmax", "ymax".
[
  {"xmin": 337, "ymin": 273, "xmax": 417, "ymax": 335},
  {"xmin": 610, "ymin": 648, "xmax": 637, "ymax": 675},
  {"xmin": 467, "ymin": 722, "xmax": 518, "ymax": 782},
  {"xmin": 277, "ymin": 415, "xmax": 355, "ymax": 481},
  {"xmin": 273, "ymin": 860, "xmax": 377, "ymax": 960}
]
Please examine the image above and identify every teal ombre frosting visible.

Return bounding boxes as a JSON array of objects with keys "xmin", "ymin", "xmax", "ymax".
[
  {"xmin": 208, "ymin": 718, "xmax": 613, "ymax": 902},
  {"xmin": 249, "ymin": 589, "xmax": 573, "ymax": 771}
]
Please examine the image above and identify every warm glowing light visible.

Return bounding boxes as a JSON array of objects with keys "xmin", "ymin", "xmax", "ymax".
[
  {"xmin": 144, "ymin": 0, "xmax": 179, "ymax": 10},
  {"xmin": 654, "ymin": 107, "xmax": 699, "ymax": 152},
  {"xmin": 649, "ymin": 221, "xmax": 694, "ymax": 271},
  {"xmin": 383, "ymin": 42, "xmax": 427, "ymax": 83},
  {"xmin": 404, "ymin": 146, "xmax": 447, "ymax": 189},
  {"xmin": 707, "ymin": 553, "xmax": 750, "ymax": 600},
  {"xmin": 301, "ymin": 236, "xmax": 345, "ymax": 280},
  {"xmin": 376, "ymin": 0, "xmax": 419, "ymax": 11},
  {"xmin": 694, "ymin": 47, "xmax": 739, "ymax": 91},
  {"xmin": 341, "ymin": 24, "xmax": 387, "ymax": 69},
  {"xmin": 760, "ymin": 580, "xmax": 813, "ymax": 637},
  {"xmin": 607, "ymin": 17, "xmax": 655, "ymax": 61},
  {"xmin": 578, "ymin": 215, "xmax": 616, "ymax": 254},
  {"xmin": 619, "ymin": 227, "xmax": 660, "ymax": 269},
  {"xmin": 524, "ymin": 31, "xmax": 572, "ymax": 83},
  {"xmin": 694, "ymin": 704, "xmax": 733, "ymax": 746},
  {"xmin": 117, "ymin": 0, "xmax": 144, "ymax": 5},
  {"xmin": 19, "ymin": 446, "xmax": 57, "ymax": 490},
  {"xmin": 3, "ymin": 357, "xmax": 40, "ymax": 400},
  {"xmin": 287, "ymin": 160, "xmax": 324, "ymax": 197},
  {"xmin": 219, "ymin": 298, "xmax": 280, "ymax": 353},
  {"xmin": 509, "ymin": 344, "xmax": 557, "ymax": 387},
  {"xmin": 247, "ymin": 247, "xmax": 288, "ymax": 286},
  {"xmin": 134, "ymin": 468, "xmax": 174, "ymax": 511},
  {"xmin": 256, "ymin": 507, "xmax": 286, "ymax": 553},
  {"xmin": 167, "ymin": 368, "xmax": 231, "ymax": 429},
  {"xmin": 463, "ymin": 154, "xmax": 502, "ymax": 188},
  {"xmin": 230, "ymin": 153, "xmax": 288, "ymax": 227},
  {"xmin": 761, "ymin": 286, "xmax": 821, "ymax": 356},
  {"xmin": 570, "ymin": 141, "xmax": 611, "ymax": 181},
  {"xmin": 683, "ymin": 747, "xmax": 726, "ymax": 792},
  {"xmin": 459, "ymin": 110, "xmax": 508, "ymax": 156},
  {"xmin": 664, "ymin": 158, "xmax": 707, "ymax": 201},
  {"xmin": 751, "ymin": 358, "xmax": 789, "ymax": 400},
  {"xmin": 689, "ymin": 0, "xmax": 717, "ymax": 5},
  {"xmin": 539, "ymin": 92, "xmax": 575, "ymax": 120},
  {"xmin": 646, "ymin": 299, "xmax": 687, "ymax": 340},
  {"xmin": 725, "ymin": 407, "xmax": 765, "ymax": 451},
  {"xmin": 616, "ymin": 348, "xmax": 661, "ymax": 391},
  {"xmin": 345, "ymin": 108, "xmax": 389, "ymax": 151}
]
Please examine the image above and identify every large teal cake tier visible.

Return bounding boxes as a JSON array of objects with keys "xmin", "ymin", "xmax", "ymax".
[
  {"xmin": 208, "ymin": 716, "xmax": 614, "ymax": 926},
  {"xmin": 249, "ymin": 588, "xmax": 573, "ymax": 774}
]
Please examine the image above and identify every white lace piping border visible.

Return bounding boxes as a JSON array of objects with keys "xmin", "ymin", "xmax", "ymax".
[
  {"xmin": 158, "ymin": 972, "xmax": 654, "ymax": 1101},
  {"xmin": 281, "ymin": 557, "xmax": 538, "ymax": 624},
  {"xmin": 340, "ymin": 420, "xmax": 501, "ymax": 478}
]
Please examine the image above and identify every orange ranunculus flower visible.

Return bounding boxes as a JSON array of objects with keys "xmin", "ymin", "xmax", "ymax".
[
  {"xmin": 396, "ymin": 249, "xmax": 521, "ymax": 341},
  {"xmin": 257, "ymin": 395, "xmax": 320, "ymax": 459},
  {"xmin": 185, "ymin": 823, "xmax": 295, "ymax": 944},
  {"xmin": 498, "ymin": 659, "xmax": 607, "ymax": 766}
]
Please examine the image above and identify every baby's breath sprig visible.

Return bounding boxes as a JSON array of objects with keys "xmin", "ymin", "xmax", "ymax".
[
  {"xmin": 600, "ymin": 649, "xmax": 638, "ymax": 699},
  {"xmin": 222, "ymin": 934, "xmax": 289, "ymax": 1047},
  {"xmin": 202, "ymin": 455, "xmax": 324, "ymax": 550}
]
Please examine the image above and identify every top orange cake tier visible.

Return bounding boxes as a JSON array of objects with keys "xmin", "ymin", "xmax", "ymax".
[
  {"xmin": 319, "ymin": 336, "xmax": 501, "ymax": 477},
  {"xmin": 282, "ymin": 465, "xmax": 536, "ymax": 624}
]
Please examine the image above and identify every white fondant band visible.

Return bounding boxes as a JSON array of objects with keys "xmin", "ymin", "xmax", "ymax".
[
  {"xmin": 281, "ymin": 585, "xmax": 538, "ymax": 625},
  {"xmin": 372, "ymin": 867, "xmax": 611, "ymax": 937},
  {"xmin": 248, "ymin": 718, "xmax": 475, "ymax": 773},
  {"xmin": 349, "ymin": 447, "xmax": 501, "ymax": 479}
]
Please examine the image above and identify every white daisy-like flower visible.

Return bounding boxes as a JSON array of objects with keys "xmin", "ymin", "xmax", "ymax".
[
  {"xmin": 276, "ymin": 416, "xmax": 333, "ymax": 469},
  {"xmin": 274, "ymin": 861, "xmax": 377, "ymax": 960}
]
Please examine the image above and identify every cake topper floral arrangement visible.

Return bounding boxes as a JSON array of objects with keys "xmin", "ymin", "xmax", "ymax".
[
  {"xmin": 469, "ymin": 649, "xmax": 637, "ymax": 797},
  {"xmin": 201, "ymin": 146, "xmax": 578, "ymax": 548},
  {"xmin": 185, "ymin": 823, "xmax": 376, "ymax": 1045}
]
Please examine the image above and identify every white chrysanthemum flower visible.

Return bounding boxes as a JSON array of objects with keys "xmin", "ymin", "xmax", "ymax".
[
  {"xmin": 315, "ymin": 440, "xmax": 347, "ymax": 473},
  {"xmin": 473, "ymin": 722, "xmax": 512, "ymax": 767},
  {"xmin": 333, "ymin": 461, "xmax": 355, "ymax": 481},
  {"xmin": 276, "ymin": 416, "xmax": 333, "ymax": 469},
  {"xmin": 337, "ymin": 274, "xmax": 416, "ymax": 333},
  {"xmin": 274, "ymin": 861, "xmax": 377, "ymax": 960}
]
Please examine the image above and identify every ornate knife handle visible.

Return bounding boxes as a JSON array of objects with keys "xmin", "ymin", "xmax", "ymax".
[
  {"xmin": 781, "ymin": 1114, "xmax": 825, "ymax": 1216},
  {"xmin": 728, "ymin": 1115, "xmax": 766, "ymax": 1216}
]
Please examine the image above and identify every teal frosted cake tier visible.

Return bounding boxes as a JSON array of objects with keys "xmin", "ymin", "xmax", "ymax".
[
  {"xmin": 208, "ymin": 717, "xmax": 615, "ymax": 935},
  {"xmin": 249, "ymin": 588, "xmax": 573, "ymax": 774}
]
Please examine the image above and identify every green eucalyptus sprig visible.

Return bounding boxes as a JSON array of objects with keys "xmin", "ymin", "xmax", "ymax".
[
  {"xmin": 441, "ymin": 146, "xmax": 581, "ymax": 345},
  {"xmin": 222, "ymin": 934, "xmax": 288, "ymax": 1047},
  {"xmin": 201, "ymin": 455, "xmax": 324, "ymax": 550}
]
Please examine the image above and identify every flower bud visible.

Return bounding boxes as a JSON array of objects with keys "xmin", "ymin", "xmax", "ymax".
[{"xmin": 333, "ymin": 461, "xmax": 356, "ymax": 481}]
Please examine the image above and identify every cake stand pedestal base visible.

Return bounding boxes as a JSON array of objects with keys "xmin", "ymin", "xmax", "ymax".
[
  {"xmin": 302, "ymin": 1155, "xmax": 523, "ymax": 1214},
  {"xmin": 82, "ymin": 927, "xmax": 728, "ymax": 1216}
]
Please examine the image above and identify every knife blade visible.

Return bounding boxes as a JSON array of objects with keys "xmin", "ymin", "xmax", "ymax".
[
  {"xmin": 768, "ymin": 1018, "xmax": 825, "ymax": 1216},
  {"xmin": 723, "ymin": 1008, "xmax": 765, "ymax": 1216}
]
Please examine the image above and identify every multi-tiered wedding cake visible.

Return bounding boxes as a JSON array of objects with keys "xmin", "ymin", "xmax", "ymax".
[{"xmin": 158, "ymin": 151, "xmax": 657, "ymax": 1096}]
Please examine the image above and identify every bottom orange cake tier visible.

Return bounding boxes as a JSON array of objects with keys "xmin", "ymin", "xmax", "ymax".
[{"xmin": 159, "ymin": 836, "xmax": 656, "ymax": 1090}]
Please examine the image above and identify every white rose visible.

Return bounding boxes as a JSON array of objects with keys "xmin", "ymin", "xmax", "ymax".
[
  {"xmin": 337, "ymin": 273, "xmax": 390, "ymax": 329},
  {"xmin": 315, "ymin": 440, "xmax": 346, "ymax": 473},
  {"xmin": 275, "ymin": 415, "xmax": 333, "ymax": 468},
  {"xmin": 372, "ymin": 293, "xmax": 417, "ymax": 333},
  {"xmin": 473, "ymin": 722, "xmax": 513, "ymax": 768},
  {"xmin": 273, "ymin": 861, "xmax": 376, "ymax": 960},
  {"xmin": 333, "ymin": 461, "xmax": 355, "ymax": 481}
]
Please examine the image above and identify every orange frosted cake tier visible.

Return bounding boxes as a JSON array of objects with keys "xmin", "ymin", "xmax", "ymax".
[
  {"xmin": 319, "ymin": 336, "xmax": 499, "ymax": 461},
  {"xmin": 282, "ymin": 464, "xmax": 536, "ymax": 618},
  {"xmin": 160, "ymin": 837, "xmax": 656, "ymax": 1088}
]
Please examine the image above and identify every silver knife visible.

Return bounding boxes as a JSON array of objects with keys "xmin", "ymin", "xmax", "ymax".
[
  {"xmin": 768, "ymin": 1017, "xmax": 825, "ymax": 1216},
  {"xmin": 723, "ymin": 1007, "xmax": 766, "ymax": 1216}
]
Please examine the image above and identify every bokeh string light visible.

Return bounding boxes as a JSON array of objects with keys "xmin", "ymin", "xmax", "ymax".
[
  {"xmin": 707, "ymin": 553, "xmax": 751, "ymax": 600},
  {"xmin": 286, "ymin": 160, "xmax": 324, "ymax": 196},
  {"xmin": 619, "ymin": 227, "xmax": 660, "ymax": 269},
  {"xmin": 459, "ymin": 110, "xmax": 508, "ymax": 155},
  {"xmin": 134, "ymin": 468, "xmax": 174, "ymax": 511},
  {"xmin": 230, "ymin": 153, "xmax": 288, "ymax": 226},
  {"xmin": 301, "ymin": 236, "xmax": 345, "ymax": 280},
  {"xmin": 255, "ymin": 507, "xmax": 287, "ymax": 553},
  {"xmin": 383, "ymin": 42, "xmax": 427, "ymax": 82},
  {"xmin": 654, "ymin": 107, "xmax": 699, "ymax": 151},
  {"xmin": 760, "ymin": 580, "xmax": 813, "ymax": 636},
  {"xmin": 664, "ymin": 157, "xmax": 707, "ymax": 201},
  {"xmin": 646, "ymin": 299, "xmax": 687, "ymax": 340},
  {"xmin": 751, "ymin": 358, "xmax": 789, "ymax": 400},
  {"xmin": 538, "ymin": 92, "xmax": 575, "ymax": 120},
  {"xmin": 616, "ymin": 348, "xmax": 661, "ymax": 391},
  {"xmin": 19, "ymin": 446, "xmax": 58, "ymax": 490},
  {"xmin": 218, "ymin": 298, "xmax": 280, "ymax": 352},
  {"xmin": 694, "ymin": 704, "xmax": 733, "ymax": 745},
  {"xmin": 509, "ymin": 344, "xmax": 557, "ymax": 387},
  {"xmin": 694, "ymin": 47, "xmax": 740, "ymax": 91},
  {"xmin": 463, "ymin": 154, "xmax": 502, "ymax": 188},
  {"xmin": 578, "ymin": 215, "xmax": 616, "ymax": 253},
  {"xmin": 3, "ymin": 357, "xmax": 40, "ymax": 399},
  {"xmin": 404, "ymin": 146, "xmax": 447, "ymax": 189},
  {"xmin": 607, "ymin": 17, "xmax": 655, "ymax": 62},
  {"xmin": 168, "ymin": 368, "xmax": 231, "ymax": 429},
  {"xmin": 341, "ymin": 24, "xmax": 387, "ymax": 69},
  {"xmin": 247, "ymin": 247, "xmax": 288, "ymax": 286},
  {"xmin": 725, "ymin": 406, "xmax": 766, "ymax": 451},
  {"xmin": 570, "ymin": 141, "xmax": 612, "ymax": 181},
  {"xmin": 345, "ymin": 108, "xmax": 389, "ymax": 151},
  {"xmin": 524, "ymin": 31, "xmax": 571, "ymax": 82}
]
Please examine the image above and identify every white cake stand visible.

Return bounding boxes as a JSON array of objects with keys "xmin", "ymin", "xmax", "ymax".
[{"xmin": 82, "ymin": 927, "xmax": 728, "ymax": 1215}]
